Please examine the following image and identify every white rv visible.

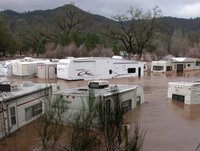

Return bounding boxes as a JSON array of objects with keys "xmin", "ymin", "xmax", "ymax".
[
  {"xmin": 12, "ymin": 57, "xmax": 49, "ymax": 77},
  {"xmin": 0, "ymin": 60, "xmax": 17, "ymax": 77},
  {"xmin": 36, "ymin": 60, "xmax": 58, "ymax": 79},
  {"xmin": 168, "ymin": 81, "xmax": 200, "ymax": 104},
  {"xmin": 55, "ymin": 80, "xmax": 144, "ymax": 115},
  {"xmin": 0, "ymin": 80, "xmax": 52, "ymax": 138},
  {"xmin": 170, "ymin": 57, "xmax": 200, "ymax": 72},
  {"xmin": 151, "ymin": 61, "xmax": 172, "ymax": 73},
  {"xmin": 57, "ymin": 57, "xmax": 144, "ymax": 80}
]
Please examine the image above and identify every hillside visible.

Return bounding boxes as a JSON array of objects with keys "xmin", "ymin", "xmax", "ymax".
[
  {"xmin": 0, "ymin": 5, "xmax": 117, "ymax": 34},
  {"xmin": 1, "ymin": 4, "xmax": 200, "ymax": 58}
]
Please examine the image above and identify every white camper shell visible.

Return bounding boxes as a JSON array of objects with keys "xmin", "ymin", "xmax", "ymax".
[
  {"xmin": 168, "ymin": 82, "xmax": 200, "ymax": 104},
  {"xmin": 36, "ymin": 60, "xmax": 58, "ymax": 79},
  {"xmin": 151, "ymin": 61, "xmax": 172, "ymax": 73},
  {"xmin": 54, "ymin": 80, "xmax": 144, "ymax": 116},
  {"xmin": 0, "ymin": 80, "xmax": 52, "ymax": 139},
  {"xmin": 0, "ymin": 60, "xmax": 17, "ymax": 77},
  {"xmin": 57, "ymin": 57, "xmax": 144, "ymax": 80},
  {"xmin": 170, "ymin": 57, "xmax": 200, "ymax": 72},
  {"xmin": 12, "ymin": 57, "xmax": 49, "ymax": 77}
]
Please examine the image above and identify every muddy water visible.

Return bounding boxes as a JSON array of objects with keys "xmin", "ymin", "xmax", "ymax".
[{"xmin": 2, "ymin": 71, "xmax": 200, "ymax": 151}]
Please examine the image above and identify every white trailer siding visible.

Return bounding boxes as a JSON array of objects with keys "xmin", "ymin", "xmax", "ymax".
[
  {"xmin": 57, "ymin": 59, "xmax": 71, "ymax": 80},
  {"xmin": 190, "ymin": 85, "xmax": 200, "ymax": 104},
  {"xmin": 151, "ymin": 61, "xmax": 172, "ymax": 73},
  {"xmin": 56, "ymin": 84, "xmax": 144, "ymax": 117},
  {"xmin": 0, "ymin": 83, "xmax": 52, "ymax": 139},
  {"xmin": 57, "ymin": 57, "xmax": 144, "ymax": 80},
  {"xmin": 0, "ymin": 60, "xmax": 17, "ymax": 77},
  {"xmin": 12, "ymin": 58, "xmax": 49, "ymax": 77},
  {"xmin": 170, "ymin": 57, "xmax": 200, "ymax": 72},
  {"xmin": 12, "ymin": 62, "xmax": 37, "ymax": 76},
  {"xmin": 37, "ymin": 62, "xmax": 57, "ymax": 79},
  {"xmin": 73, "ymin": 60, "xmax": 96, "ymax": 80},
  {"xmin": 168, "ymin": 82, "xmax": 200, "ymax": 104}
]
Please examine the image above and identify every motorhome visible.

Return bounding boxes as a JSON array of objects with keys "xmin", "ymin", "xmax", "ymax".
[
  {"xmin": 170, "ymin": 57, "xmax": 200, "ymax": 72},
  {"xmin": 12, "ymin": 57, "xmax": 48, "ymax": 77},
  {"xmin": 57, "ymin": 57, "xmax": 144, "ymax": 80},
  {"xmin": 151, "ymin": 61, "xmax": 172, "ymax": 73},
  {"xmin": 36, "ymin": 60, "xmax": 58, "ymax": 79},
  {"xmin": 0, "ymin": 60, "xmax": 17, "ymax": 77},
  {"xmin": 168, "ymin": 81, "xmax": 200, "ymax": 104},
  {"xmin": 54, "ymin": 80, "xmax": 144, "ymax": 116},
  {"xmin": 0, "ymin": 80, "xmax": 52, "ymax": 138}
]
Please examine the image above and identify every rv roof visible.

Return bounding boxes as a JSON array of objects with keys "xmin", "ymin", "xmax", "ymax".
[
  {"xmin": 168, "ymin": 81, "xmax": 200, "ymax": 87},
  {"xmin": 60, "ymin": 57, "xmax": 138, "ymax": 62},
  {"xmin": 0, "ymin": 83, "xmax": 51, "ymax": 102},
  {"xmin": 58, "ymin": 84, "xmax": 138, "ymax": 97},
  {"xmin": 171, "ymin": 57, "xmax": 186, "ymax": 62}
]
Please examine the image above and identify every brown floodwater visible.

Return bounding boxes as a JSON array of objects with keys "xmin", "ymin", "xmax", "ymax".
[{"xmin": 1, "ymin": 71, "xmax": 200, "ymax": 151}]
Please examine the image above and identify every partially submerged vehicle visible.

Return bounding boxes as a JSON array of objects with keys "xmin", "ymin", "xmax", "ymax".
[
  {"xmin": 170, "ymin": 57, "xmax": 200, "ymax": 72},
  {"xmin": 57, "ymin": 57, "xmax": 144, "ymax": 80},
  {"xmin": 0, "ymin": 80, "xmax": 52, "ymax": 138},
  {"xmin": 55, "ymin": 80, "xmax": 144, "ymax": 115},
  {"xmin": 0, "ymin": 60, "xmax": 17, "ymax": 77},
  {"xmin": 168, "ymin": 81, "xmax": 200, "ymax": 104},
  {"xmin": 151, "ymin": 57, "xmax": 200, "ymax": 73},
  {"xmin": 151, "ymin": 61, "xmax": 172, "ymax": 73},
  {"xmin": 12, "ymin": 57, "xmax": 48, "ymax": 77},
  {"xmin": 36, "ymin": 59, "xmax": 59, "ymax": 79}
]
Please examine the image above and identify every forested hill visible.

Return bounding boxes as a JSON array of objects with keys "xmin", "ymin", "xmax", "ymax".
[
  {"xmin": 0, "ymin": 5, "xmax": 117, "ymax": 34},
  {"xmin": 1, "ymin": 4, "xmax": 200, "ymax": 58},
  {"xmin": 2, "ymin": 5, "xmax": 200, "ymax": 36}
]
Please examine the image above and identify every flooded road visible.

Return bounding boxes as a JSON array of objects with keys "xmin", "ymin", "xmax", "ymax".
[{"xmin": 2, "ymin": 71, "xmax": 200, "ymax": 151}]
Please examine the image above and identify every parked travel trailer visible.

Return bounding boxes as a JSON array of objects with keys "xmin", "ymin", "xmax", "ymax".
[
  {"xmin": 168, "ymin": 81, "xmax": 200, "ymax": 104},
  {"xmin": 12, "ymin": 57, "xmax": 49, "ymax": 77},
  {"xmin": 151, "ymin": 61, "xmax": 172, "ymax": 73},
  {"xmin": 55, "ymin": 80, "xmax": 144, "ymax": 116},
  {"xmin": 36, "ymin": 61, "xmax": 58, "ymax": 79},
  {"xmin": 57, "ymin": 57, "xmax": 144, "ymax": 80},
  {"xmin": 0, "ymin": 60, "xmax": 17, "ymax": 77},
  {"xmin": 170, "ymin": 57, "xmax": 200, "ymax": 72},
  {"xmin": 0, "ymin": 80, "xmax": 52, "ymax": 138}
]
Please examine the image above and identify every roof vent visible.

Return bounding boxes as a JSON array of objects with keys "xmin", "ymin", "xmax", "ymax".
[{"xmin": 88, "ymin": 80, "xmax": 109, "ymax": 89}]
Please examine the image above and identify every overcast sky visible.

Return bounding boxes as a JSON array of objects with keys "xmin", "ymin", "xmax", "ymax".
[{"xmin": 0, "ymin": 0, "xmax": 200, "ymax": 19}]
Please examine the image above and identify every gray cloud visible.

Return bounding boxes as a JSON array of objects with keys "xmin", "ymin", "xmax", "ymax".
[{"xmin": 0, "ymin": 0, "xmax": 200, "ymax": 18}]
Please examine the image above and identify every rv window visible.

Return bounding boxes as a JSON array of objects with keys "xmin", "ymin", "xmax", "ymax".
[
  {"xmin": 187, "ymin": 64, "xmax": 191, "ymax": 67},
  {"xmin": 121, "ymin": 99, "xmax": 132, "ymax": 113},
  {"xmin": 109, "ymin": 70, "xmax": 112, "ymax": 74},
  {"xmin": 166, "ymin": 66, "xmax": 172, "ymax": 71},
  {"xmin": 25, "ymin": 102, "xmax": 43, "ymax": 121},
  {"xmin": 153, "ymin": 66, "xmax": 163, "ymax": 71},
  {"xmin": 128, "ymin": 68, "xmax": 136, "ymax": 73},
  {"xmin": 196, "ymin": 61, "xmax": 200, "ymax": 66},
  {"xmin": 10, "ymin": 107, "xmax": 16, "ymax": 126}
]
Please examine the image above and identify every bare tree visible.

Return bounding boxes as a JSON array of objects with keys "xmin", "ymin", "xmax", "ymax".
[
  {"xmin": 127, "ymin": 122, "xmax": 146, "ymax": 151},
  {"xmin": 66, "ymin": 93, "xmax": 101, "ymax": 151},
  {"xmin": 36, "ymin": 94, "xmax": 66, "ymax": 149},
  {"xmin": 96, "ymin": 89, "xmax": 124, "ymax": 151},
  {"xmin": 106, "ymin": 7, "xmax": 161, "ymax": 59},
  {"xmin": 47, "ymin": 5, "xmax": 85, "ymax": 47}
]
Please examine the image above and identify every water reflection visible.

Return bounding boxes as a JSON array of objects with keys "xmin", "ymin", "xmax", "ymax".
[{"xmin": 168, "ymin": 99, "xmax": 200, "ymax": 121}]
